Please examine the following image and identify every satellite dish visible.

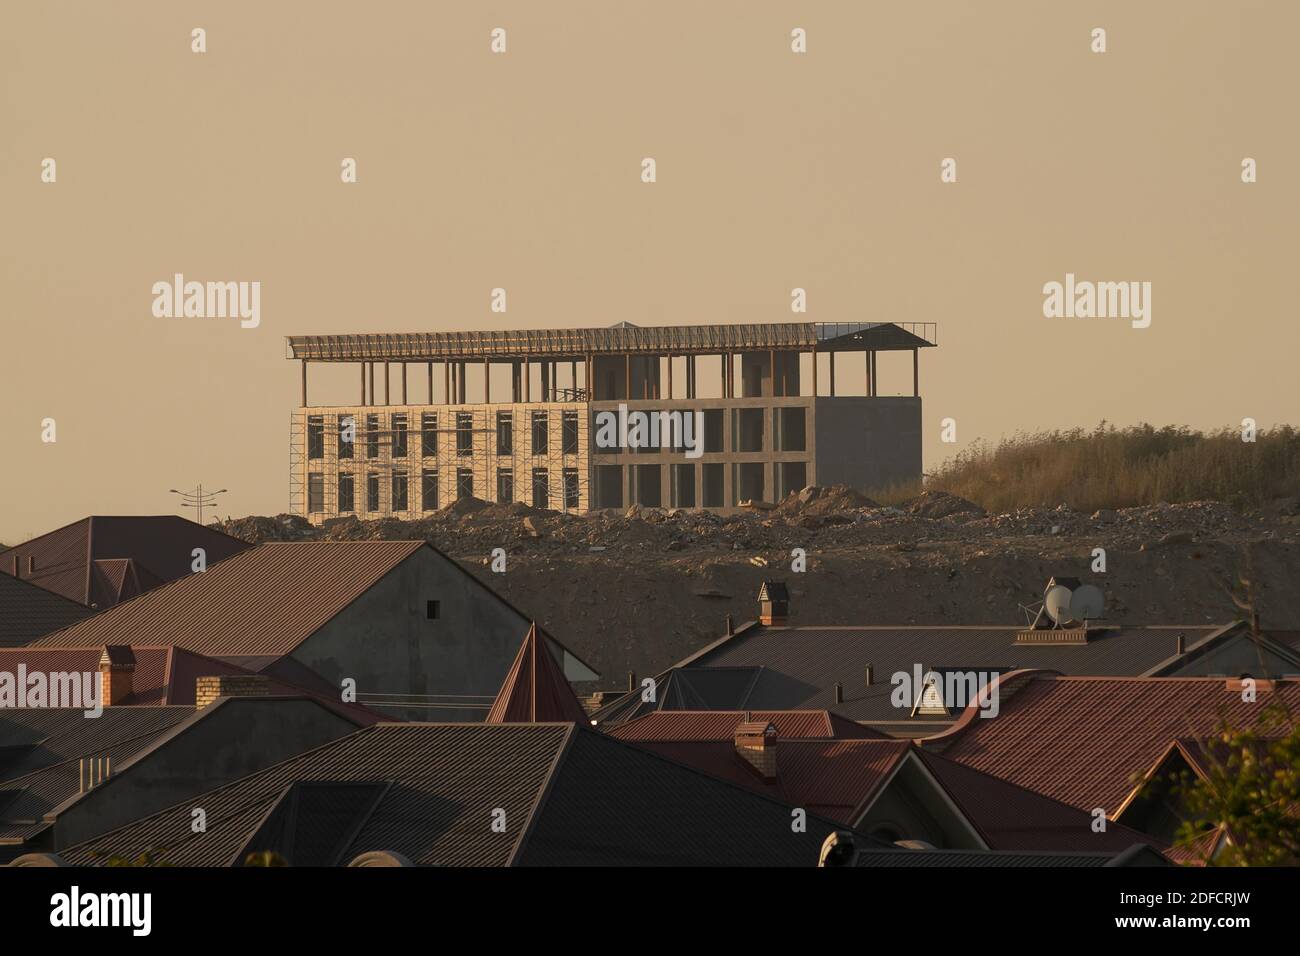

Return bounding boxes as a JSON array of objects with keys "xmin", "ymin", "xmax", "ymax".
[
  {"xmin": 1070, "ymin": 584, "xmax": 1105, "ymax": 621},
  {"xmin": 1044, "ymin": 585, "xmax": 1074, "ymax": 626}
]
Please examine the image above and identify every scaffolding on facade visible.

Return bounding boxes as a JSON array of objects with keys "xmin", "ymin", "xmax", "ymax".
[{"xmin": 291, "ymin": 405, "xmax": 590, "ymax": 520}]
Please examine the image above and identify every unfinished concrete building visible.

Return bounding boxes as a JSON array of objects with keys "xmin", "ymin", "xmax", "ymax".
[{"xmin": 287, "ymin": 321, "xmax": 936, "ymax": 520}]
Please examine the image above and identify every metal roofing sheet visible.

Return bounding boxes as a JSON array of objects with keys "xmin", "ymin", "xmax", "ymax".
[
  {"xmin": 932, "ymin": 675, "xmax": 1300, "ymax": 814},
  {"xmin": 286, "ymin": 322, "xmax": 937, "ymax": 362},
  {"xmin": 29, "ymin": 541, "xmax": 426, "ymax": 658}
]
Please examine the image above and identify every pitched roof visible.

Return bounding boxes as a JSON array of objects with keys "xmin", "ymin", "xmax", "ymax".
[
  {"xmin": 0, "ymin": 706, "xmax": 197, "ymax": 846},
  {"xmin": 62, "ymin": 723, "xmax": 863, "ymax": 867},
  {"xmin": 591, "ymin": 623, "xmax": 1286, "ymax": 728},
  {"xmin": 28, "ymin": 541, "xmax": 426, "ymax": 657},
  {"xmin": 486, "ymin": 623, "xmax": 588, "ymax": 724},
  {"xmin": 914, "ymin": 749, "xmax": 1164, "ymax": 854},
  {"xmin": 0, "ymin": 573, "xmax": 94, "ymax": 648},
  {"xmin": 927, "ymin": 674, "xmax": 1300, "ymax": 815},
  {"xmin": 0, "ymin": 516, "xmax": 251, "ymax": 609},
  {"xmin": 611, "ymin": 726, "xmax": 1163, "ymax": 854},
  {"xmin": 605, "ymin": 710, "xmax": 887, "ymax": 741},
  {"xmin": 0, "ymin": 695, "xmax": 373, "ymax": 854},
  {"xmin": 622, "ymin": 738, "xmax": 911, "ymax": 822},
  {"xmin": 0, "ymin": 645, "xmax": 386, "ymax": 733}
]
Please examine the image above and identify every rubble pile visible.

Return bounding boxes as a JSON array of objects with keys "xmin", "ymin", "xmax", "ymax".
[{"xmin": 213, "ymin": 488, "xmax": 1288, "ymax": 559}]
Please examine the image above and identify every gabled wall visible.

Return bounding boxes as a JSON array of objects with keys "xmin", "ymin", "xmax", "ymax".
[
  {"xmin": 48, "ymin": 697, "xmax": 359, "ymax": 850},
  {"xmin": 290, "ymin": 547, "xmax": 595, "ymax": 721}
]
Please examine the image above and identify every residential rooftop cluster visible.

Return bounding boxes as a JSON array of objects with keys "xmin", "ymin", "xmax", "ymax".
[{"xmin": 2, "ymin": 514, "xmax": 1297, "ymax": 867}]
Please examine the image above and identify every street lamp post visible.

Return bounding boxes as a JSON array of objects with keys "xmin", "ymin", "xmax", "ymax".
[{"xmin": 169, "ymin": 485, "xmax": 228, "ymax": 526}]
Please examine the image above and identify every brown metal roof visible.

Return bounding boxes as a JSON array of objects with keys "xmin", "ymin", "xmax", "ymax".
[
  {"xmin": 286, "ymin": 321, "xmax": 937, "ymax": 362},
  {"xmin": 0, "ymin": 516, "xmax": 251, "ymax": 609},
  {"xmin": 29, "ymin": 541, "xmax": 427, "ymax": 658},
  {"xmin": 486, "ymin": 623, "xmax": 588, "ymax": 724},
  {"xmin": 0, "ymin": 573, "xmax": 94, "ymax": 648},
  {"xmin": 928, "ymin": 674, "xmax": 1300, "ymax": 815},
  {"xmin": 606, "ymin": 710, "xmax": 887, "ymax": 741},
  {"xmin": 62, "ymin": 723, "xmax": 865, "ymax": 867}
]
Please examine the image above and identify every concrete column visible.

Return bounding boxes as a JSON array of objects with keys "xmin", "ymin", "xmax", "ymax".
[
  {"xmin": 427, "ymin": 362, "xmax": 433, "ymax": 404},
  {"xmin": 360, "ymin": 363, "xmax": 366, "ymax": 405},
  {"xmin": 401, "ymin": 362, "xmax": 408, "ymax": 405},
  {"xmin": 483, "ymin": 358, "xmax": 490, "ymax": 404},
  {"xmin": 913, "ymin": 348, "xmax": 919, "ymax": 396},
  {"xmin": 383, "ymin": 362, "xmax": 390, "ymax": 405},
  {"xmin": 300, "ymin": 360, "xmax": 308, "ymax": 407}
]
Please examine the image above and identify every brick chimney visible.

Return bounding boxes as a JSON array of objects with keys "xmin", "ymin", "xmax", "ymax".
[
  {"xmin": 196, "ymin": 674, "xmax": 272, "ymax": 709},
  {"xmin": 734, "ymin": 720, "xmax": 778, "ymax": 781},
  {"xmin": 98, "ymin": 646, "xmax": 136, "ymax": 706},
  {"xmin": 758, "ymin": 581, "xmax": 789, "ymax": 626}
]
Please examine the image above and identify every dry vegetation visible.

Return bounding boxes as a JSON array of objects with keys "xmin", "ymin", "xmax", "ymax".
[{"xmin": 871, "ymin": 424, "xmax": 1300, "ymax": 513}]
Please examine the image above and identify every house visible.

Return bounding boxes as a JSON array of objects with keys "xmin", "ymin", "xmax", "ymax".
[
  {"xmin": 55, "ymin": 722, "xmax": 872, "ymax": 867},
  {"xmin": 590, "ymin": 585, "xmax": 1300, "ymax": 736},
  {"xmin": 0, "ymin": 516, "xmax": 251, "ymax": 611},
  {"xmin": 0, "ymin": 573, "xmax": 94, "ymax": 648},
  {"xmin": 606, "ymin": 710, "xmax": 1163, "ymax": 856},
  {"xmin": 923, "ymin": 671, "xmax": 1300, "ymax": 860},
  {"xmin": 30, "ymin": 541, "xmax": 598, "ymax": 720},
  {"xmin": 0, "ymin": 692, "xmax": 372, "ymax": 860}
]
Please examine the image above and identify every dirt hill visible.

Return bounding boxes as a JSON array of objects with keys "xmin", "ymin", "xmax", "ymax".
[{"xmin": 211, "ymin": 488, "xmax": 1300, "ymax": 689}]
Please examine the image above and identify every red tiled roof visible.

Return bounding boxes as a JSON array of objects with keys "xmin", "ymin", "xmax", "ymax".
[
  {"xmin": 928, "ymin": 674, "xmax": 1300, "ymax": 815},
  {"xmin": 29, "ymin": 541, "xmax": 426, "ymax": 657},
  {"xmin": 606, "ymin": 710, "xmax": 887, "ymax": 741},
  {"xmin": 487, "ymin": 623, "xmax": 587, "ymax": 724}
]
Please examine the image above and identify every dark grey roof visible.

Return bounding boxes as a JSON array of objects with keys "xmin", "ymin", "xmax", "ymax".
[
  {"xmin": 0, "ymin": 708, "xmax": 196, "ymax": 845},
  {"xmin": 63, "ymin": 723, "xmax": 863, "ymax": 867},
  {"xmin": 0, "ymin": 573, "xmax": 94, "ymax": 648},
  {"xmin": 592, "ymin": 624, "xmax": 1245, "ymax": 727}
]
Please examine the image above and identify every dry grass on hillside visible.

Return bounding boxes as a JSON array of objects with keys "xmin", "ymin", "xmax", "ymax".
[{"xmin": 870, "ymin": 423, "xmax": 1300, "ymax": 513}]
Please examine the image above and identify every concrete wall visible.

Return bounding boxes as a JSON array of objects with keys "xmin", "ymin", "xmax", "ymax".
[
  {"xmin": 813, "ymin": 397, "xmax": 922, "ymax": 492},
  {"xmin": 49, "ymin": 697, "xmax": 359, "ymax": 850},
  {"xmin": 289, "ymin": 546, "xmax": 596, "ymax": 721}
]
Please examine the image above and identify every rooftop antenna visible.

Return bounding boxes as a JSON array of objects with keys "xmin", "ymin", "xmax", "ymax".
[
  {"xmin": 169, "ymin": 484, "xmax": 227, "ymax": 526},
  {"xmin": 1044, "ymin": 585, "xmax": 1074, "ymax": 629},
  {"xmin": 1069, "ymin": 584, "xmax": 1105, "ymax": 624}
]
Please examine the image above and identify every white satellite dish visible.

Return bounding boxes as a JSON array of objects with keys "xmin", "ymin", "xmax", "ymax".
[
  {"xmin": 1044, "ymin": 585, "xmax": 1074, "ymax": 626},
  {"xmin": 1070, "ymin": 584, "xmax": 1105, "ymax": 621}
]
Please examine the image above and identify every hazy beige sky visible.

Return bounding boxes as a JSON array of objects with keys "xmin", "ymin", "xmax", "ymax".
[{"xmin": 2, "ymin": 1, "xmax": 1296, "ymax": 542}]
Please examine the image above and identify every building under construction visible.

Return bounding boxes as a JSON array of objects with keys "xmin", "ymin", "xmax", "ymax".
[{"xmin": 287, "ymin": 321, "xmax": 936, "ymax": 521}]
